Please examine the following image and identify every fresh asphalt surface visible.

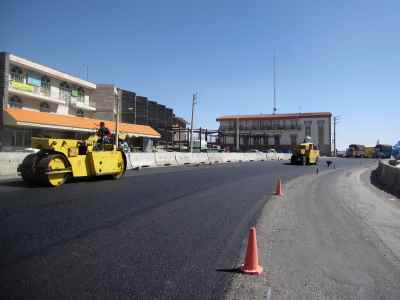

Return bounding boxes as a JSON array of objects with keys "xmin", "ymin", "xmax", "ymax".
[{"xmin": 0, "ymin": 158, "xmax": 376, "ymax": 299}]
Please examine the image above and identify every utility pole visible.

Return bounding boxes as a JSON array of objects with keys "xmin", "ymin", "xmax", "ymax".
[
  {"xmin": 333, "ymin": 116, "xmax": 341, "ymax": 156},
  {"xmin": 273, "ymin": 52, "xmax": 277, "ymax": 115},
  {"xmin": 115, "ymin": 88, "xmax": 120, "ymax": 148},
  {"xmin": 189, "ymin": 93, "xmax": 197, "ymax": 152}
]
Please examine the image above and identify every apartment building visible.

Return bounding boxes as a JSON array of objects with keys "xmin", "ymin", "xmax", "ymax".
[
  {"xmin": 0, "ymin": 53, "xmax": 160, "ymax": 150},
  {"xmin": 216, "ymin": 112, "xmax": 332, "ymax": 155},
  {"xmin": 92, "ymin": 85, "xmax": 174, "ymax": 143}
]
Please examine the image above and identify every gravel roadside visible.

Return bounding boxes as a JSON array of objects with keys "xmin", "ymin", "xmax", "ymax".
[{"xmin": 226, "ymin": 164, "xmax": 400, "ymax": 300}]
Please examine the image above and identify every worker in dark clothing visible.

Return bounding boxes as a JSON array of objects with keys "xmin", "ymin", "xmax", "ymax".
[{"xmin": 97, "ymin": 122, "xmax": 111, "ymax": 144}]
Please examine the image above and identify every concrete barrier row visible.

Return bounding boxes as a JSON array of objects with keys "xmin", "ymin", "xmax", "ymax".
[
  {"xmin": 0, "ymin": 151, "xmax": 293, "ymax": 177},
  {"xmin": 375, "ymin": 160, "xmax": 400, "ymax": 197},
  {"xmin": 0, "ymin": 152, "xmax": 31, "ymax": 177}
]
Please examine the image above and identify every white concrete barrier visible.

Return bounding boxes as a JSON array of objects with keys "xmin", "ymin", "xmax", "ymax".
[
  {"xmin": 276, "ymin": 153, "xmax": 291, "ymax": 160},
  {"xmin": 155, "ymin": 152, "xmax": 178, "ymax": 166},
  {"xmin": 191, "ymin": 153, "xmax": 209, "ymax": 164},
  {"xmin": 0, "ymin": 150, "xmax": 294, "ymax": 178},
  {"xmin": 174, "ymin": 152, "xmax": 193, "ymax": 165},
  {"xmin": 0, "ymin": 152, "xmax": 30, "ymax": 176},
  {"xmin": 128, "ymin": 152, "xmax": 157, "ymax": 169},
  {"xmin": 207, "ymin": 153, "xmax": 225, "ymax": 164}
]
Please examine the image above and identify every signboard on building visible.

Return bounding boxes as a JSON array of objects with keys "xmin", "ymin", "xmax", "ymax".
[{"xmin": 11, "ymin": 80, "xmax": 34, "ymax": 92}]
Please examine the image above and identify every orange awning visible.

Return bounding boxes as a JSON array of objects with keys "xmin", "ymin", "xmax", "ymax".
[{"xmin": 4, "ymin": 108, "xmax": 161, "ymax": 138}]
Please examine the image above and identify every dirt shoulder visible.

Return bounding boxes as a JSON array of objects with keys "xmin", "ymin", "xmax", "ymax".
[{"xmin": 226, "ymin": 165, "xmax": 400, "ymax": 300}]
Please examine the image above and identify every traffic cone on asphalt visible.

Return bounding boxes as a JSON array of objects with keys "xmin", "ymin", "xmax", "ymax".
[
  {"xmin": 241, "ymin": 227, "xmax": 263, "ymax": 275},
  {"xmin": 275, "ymin": 178, "xmax": 284, "ymax": 196}
]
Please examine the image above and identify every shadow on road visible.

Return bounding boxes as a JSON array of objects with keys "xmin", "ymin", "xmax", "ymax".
[
  {"xmin": 215, "ymin": 267, "xmax": 243, "ymax": 274},
  {"xmin": 0, "ymin": 180, "xmax": 41, "ymax": 188}
]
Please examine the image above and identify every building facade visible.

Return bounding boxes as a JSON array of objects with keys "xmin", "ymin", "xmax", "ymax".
[
  {"xmin": 0, "ymin": 53, "xmax": 160, "ymax": 151},
  {"xmin": 216, "ymin": 112, "xmax": 332, "ymax": 155},
  {"xmin": 92, "ymin": 85, "xmax": 174, "ymax": 143}
]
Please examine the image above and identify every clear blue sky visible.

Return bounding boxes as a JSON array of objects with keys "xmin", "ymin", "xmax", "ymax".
[{"xmin": 1, "ymin": 0, "xmax": 399, "ymax": 149}]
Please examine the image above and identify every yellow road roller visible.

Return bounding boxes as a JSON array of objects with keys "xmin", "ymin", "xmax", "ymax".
[
  {"xmin": 290, "ymin": 142, "xmax": 320, "ymax": 165},
  {"xmin": 18, "ymin": 135, "xmax": 126, "ymax": 187}
]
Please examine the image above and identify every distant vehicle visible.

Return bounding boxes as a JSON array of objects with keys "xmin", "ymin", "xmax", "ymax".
[
  {"xmin": 346, "ymin": 144, "xmax": 366, "ymax": 158},
  {"xmin": 375, "ymin": 144, "xmax": 392, "ymax": 159},
  {"xmin": 290, "ymin": 142, "xmax": 320, "ymax": 165},
  {"xmin": 364, "ymin": 147, "xmax": 376, "ymax": 158},
  {"xmin": 392, "ymin": 141, "xmax": 400, "ymax": 160},
  {"xmin": 336, "ymin": 151, "xmax": 346, "ymax": 157},
  {"xmin": 266, "ymin": 148, "xmax": 277, "ymax": 153}
]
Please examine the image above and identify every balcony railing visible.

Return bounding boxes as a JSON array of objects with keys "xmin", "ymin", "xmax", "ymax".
[
  {"xmin": 9, "ymin": 80, "xmax": 51, "ymax": 98},
  {"xmin": 10, "ymin": 73, "xmax": 25, "ymax": 83},
  {"xmin": 220, "ymin": 125, "xmax": 302, "ymax": 131}
]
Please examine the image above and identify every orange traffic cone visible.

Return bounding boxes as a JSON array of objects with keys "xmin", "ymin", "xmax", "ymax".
[
  {"xmin": 241, "ymin": 227, "xmax": 263, "ymax": 275},
  {"xmin": 275, "ymin": 178, "xmax": 284, "ymax": 196}
]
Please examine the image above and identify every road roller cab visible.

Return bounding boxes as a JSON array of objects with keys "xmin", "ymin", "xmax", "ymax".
[
  {"xmin": 18, "ymin": 136, "xmax": 127, "ymax": 186},
  {"xmin": 290, "ymin": 142, "xmax": 320, "ymax": 165}
]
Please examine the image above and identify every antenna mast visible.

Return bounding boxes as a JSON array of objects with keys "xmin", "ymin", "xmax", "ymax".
[{"xmin": 273, "ymin": 52, "xmax": 277, "ymax": 115}]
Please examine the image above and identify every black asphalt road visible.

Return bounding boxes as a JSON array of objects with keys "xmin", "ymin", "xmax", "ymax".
[{"xmin": 0, "ymin": 159, "xmax": 373, "ymax": 299}]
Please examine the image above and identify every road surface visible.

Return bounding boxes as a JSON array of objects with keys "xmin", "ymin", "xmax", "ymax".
[{"xmin": 0, "ymin": 158, "xmax": 387, "ymax": 299}]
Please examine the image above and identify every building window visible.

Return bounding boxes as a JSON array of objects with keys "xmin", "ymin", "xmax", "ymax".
[
  {"xmin": 13, "ymin": 129, "xmax": 32, "ymax": 148},
  {"xmin": 40, "ymin": 102, "xmax": 50, "ymax": 112},
  {"xmin": 263, "ymin": 135, "xmax": 269, "ymax": 146},
  {"xmin": 77, "ymin": 87, "xmax": 85, "ymax": 102},
  {"xmin": 10, "ymin": 66, "xmax": 24, "ymax": 82},
  {"xmin": 317, "ymin": 120, "xmax": 325, "ymax": 146},
  {"xmin": 251, "ymin": 120, "xmax": 259, "ymax": 130},
  {"xmin": 290, "ymin": 134, "xmax": 297, "ymax": 145},
  {"xmin": 59, "ymin": 82, "xmax": 71, "ymax": 101},
  {"xmin": 76, "ymin": 109, "xmax": 84, "ymax": 117},
  {"xmin": 72, "ymin": 87, "xmax": 85, "ymax": 102},
  {"xmin": 41, "ymin": 76, "xmax": 51, "ymax": 96},
  {"xmin": 304, "ymin": 121, "xmax": 312, "ymax": 137},
  {"xmin": 9, "ymin": 96, "xmax": 23, "ymax": 108},
  {"xmin": 274, "ymin": 135, "xmax": 280, "ymax": 146},
  {"xmin": 290, "ymin": 119, "xmax": 298, "ymax": 129}
]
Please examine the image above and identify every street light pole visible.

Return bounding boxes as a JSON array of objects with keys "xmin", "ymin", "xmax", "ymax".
[
  {"xmin": 115, "ymin": 88, "xmax": 120, "ymax": 148},
  {"xmin": 333, "ymin": 115, "xmax": 341, "ymax": 156},
  {"xmin": 189, "ymin": 93, "xmax": 197, "ymax": 153}
]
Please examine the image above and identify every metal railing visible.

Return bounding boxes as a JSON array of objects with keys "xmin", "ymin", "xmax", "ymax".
[
  {"xmin": 9, "ymin": 80, "xmax": 52, "ymax": 98},
  {"xmin": 220, "ymin": 125, "xmax": 302, "ymax": 131},
  {"xmin": 10, "ymin": 73, "xmax": 25, "ymax": 83}
]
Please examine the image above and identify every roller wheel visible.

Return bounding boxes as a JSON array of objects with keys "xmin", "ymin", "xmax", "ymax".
[
  {"xmin": 20, "ymin": 153, "xmax": 40, "ymax": 184},
  {"xmin": 36, "ymin": 154, "xmax": 70, "ymax": 187}
]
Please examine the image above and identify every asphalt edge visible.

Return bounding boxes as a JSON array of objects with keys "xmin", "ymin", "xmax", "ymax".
[{"xmin": 224, "ymin": 169, "xmax": 339, "ymax": 300}]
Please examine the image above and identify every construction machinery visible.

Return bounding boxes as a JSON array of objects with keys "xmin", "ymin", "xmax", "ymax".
[
  {"xmin": 290, "ymin": 142, "xmax": 320, "ymax": 165},
  {"xmin": 18, "ymin": 135, "xmax": 126, "ymax": 187}
]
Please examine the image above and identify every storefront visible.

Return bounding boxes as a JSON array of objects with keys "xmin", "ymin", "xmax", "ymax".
[{"xmin": 0, "ymin": 108, "xmax": 160, "ymax": 151}]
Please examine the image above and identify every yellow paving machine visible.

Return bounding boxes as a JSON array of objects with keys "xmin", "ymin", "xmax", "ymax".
[
  {"xmin": 290, "ymin": 142, "xmax": 320, "ymax": 165},
  {"xmin": 18, "ymin": 135, "xmax": 126, "ymax": 187}
]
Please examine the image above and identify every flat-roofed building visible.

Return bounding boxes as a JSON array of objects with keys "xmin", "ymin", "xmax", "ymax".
[
  {"xmin": 0, "ymin": 53, "xmax": 160, "ymax": 150},
  {"xmin": 216, "ymin": 112, "xmax": 332, "ymax": 155},
  {"xmin": 91, "ymin": 86, "xmax": 175, "ymax": 143}
]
